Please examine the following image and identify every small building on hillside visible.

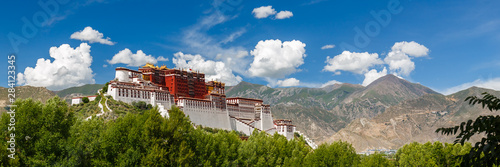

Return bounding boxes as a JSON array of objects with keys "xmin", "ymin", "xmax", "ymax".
[
  {"xmin": 72, "ymin": 95, "xmax": 98, "ymax": 105},
  {"xmin": 274, "ymin": 119, "xmax": 296, "ymax": 140}
]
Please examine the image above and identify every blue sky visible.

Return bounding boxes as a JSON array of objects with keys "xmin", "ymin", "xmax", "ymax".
[{"xmin": 1, "ymin": 0, "xmax": 500, "ymax": 94}]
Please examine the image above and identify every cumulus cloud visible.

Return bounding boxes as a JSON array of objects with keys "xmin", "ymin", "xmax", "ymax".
[
  {"xmin": 321, "ymin": 80, "xmax": 342, "ymax": 88},
  {"xmin": 70, "ymin": 26, "xmax": 115, "ymax": 45},
  {"xmin": 323, "ymin": 51, "xmax": 383, "ymax": 74},
  {"xmin": 391, "ymin": 41, "xmax": 429, "ymax": 57},
  {"xmin": 321, "ymin": 44, "xmax": 335, "ymax": 50},
  {"xmin": 157, "ymin": 56, "xmax": 169, "ymax": 61},
  {"xmin": 384, "ymin": 41, "xmax": 429, "ymax": 76},
  {"xmin": 172, "ymin": 52, "xmax": 242, "ymax": 86},
  {"xmin": 107, "ymin": 49, "xmax": 168, "ymax": 67},
  {"xmin": 277, "ymin": 78, "xmax": 300, "ymax": 87},
  {"xmin": 442, "ymin": 78, "xmax": 500, "ymax": 95},
  {"xmin": 275, "ymin": 11, "xmax": 293, "ymax": 19},
  {"xmin": 362, "ymin": 68, "xmax": 387, "ymax": 86},
  {"xmin": 248, "ymin": 39, "xmax": 307, "ymax": 79},
  {"xmin": 252, "ymin": 6, "xmax": 276, "ymax": 19},
  {"xmin": 17, "ymin": 43, "xmax": 95, "ymax": 90}
]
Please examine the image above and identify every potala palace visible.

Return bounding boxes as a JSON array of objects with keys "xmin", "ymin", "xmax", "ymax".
[{"xmin": 105, "ymin": 63, "xmax": 297, "ymax": 140}]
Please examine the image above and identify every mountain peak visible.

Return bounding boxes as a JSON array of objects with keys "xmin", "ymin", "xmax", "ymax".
[
  {"xmin": 366, "ymin": 74, "xmax": 404, "ymax": 88},
  {"xmin": 344, "ymin": 74, "xmax": 439, "ymax": 105}
]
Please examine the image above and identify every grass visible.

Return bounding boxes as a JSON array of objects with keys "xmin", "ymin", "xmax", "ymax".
[
  {"xmin": 100, "ymin": 97, "xmax": 109, "ymax": 112},
  {"xmin": 71, "ymin": 99, "xmax": 101, "ymax": 119}
]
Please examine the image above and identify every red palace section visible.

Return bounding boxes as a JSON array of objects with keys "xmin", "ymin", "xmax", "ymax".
[{"xmin": 138, "ymin": 63, "xmax": 224, "ymax": 102}]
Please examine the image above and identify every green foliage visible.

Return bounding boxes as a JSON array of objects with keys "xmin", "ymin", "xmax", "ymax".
[
  {"xmin": 303, "ymin": 141, "xmax": 359, "ymax": 167},
  {"xmin": 395, "ymin": 141, "xmax": 471, "ymax": 167},
  {"xmin": 132, "ymin": 101, "xmax": 152, "ymax": 110},
  {"xmin": 0, "ymin": 97, "xmax": 75, "ymax": 166},
  {"xmin": 71, "ymin": 98, "xmax": 101, "ymax": 118},
  {"xmin": 359, "ymin": 152, "xmax": 393, "ymax": 167},
  {"xmin": 101, "ymin": 82, "xmax": 109, "ymax": 94},
  {"xmin": 238, "ymin": 130, "xmax": 311, "ymax": 166},
  {"xmin": 82, "ymin": 97, "xmax": 90, "ymax": 103},
  {"xmin": 436, "ymin": 92, "xmax": 500, "ymax": 166}
]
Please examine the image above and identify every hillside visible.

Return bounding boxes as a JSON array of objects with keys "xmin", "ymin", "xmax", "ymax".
[
  {"xmin": 0, "ymin": 86, "xmax": 56, "ymax": 112},
  {"xmin": 226, "ymin": 81, "xmax": 365, "ymax": 141},
  {"xmin": 226, "ymin": 75, "xmax": 439, "ymax": 142},
  {"xmin": 323, "ymin": 87, "xmax": 500, "ymax": 152},
  {"xmin": 55, "ymin": 84, "xmax": 104, "ymax": 97},
  {"xmin": 329, "ymin": 74, "xmax": 439, "ymax": 125},
  {"xmin": 54, "ymin": 84, "xmax": 104, "ymax": 104}
]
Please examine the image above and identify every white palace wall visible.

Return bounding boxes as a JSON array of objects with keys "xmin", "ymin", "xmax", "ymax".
[
  {"xmin": 178, "ymin": 98, "xmax": 231, "ymax": 130},
  {"xmin": 108, "ymin": 84, "xmax": 174, "ymax": 108}
]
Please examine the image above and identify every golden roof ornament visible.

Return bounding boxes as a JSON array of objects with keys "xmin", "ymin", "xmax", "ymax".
[{"xmin": 143, "ymin": 63, "xmax": 155, "ymax": 68}]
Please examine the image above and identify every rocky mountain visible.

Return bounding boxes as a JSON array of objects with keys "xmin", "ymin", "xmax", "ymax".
[
  {"xmin": 323, "ymin": 87, "xmax": 500, "ymax": 152},
  {"xmin": 226, "ymin": 81, "xmax": 364, "ymax": 141},
  {"xmin": 0, "ymin": 86, "xmax": 56, "ymax": 112},
  {"xmin": 330, "ymin": 74, "xmax": 439, "ymax": 125},
  {"xmin": 226, "ymin": 75, "xmax": 440, "ymax": 142}
]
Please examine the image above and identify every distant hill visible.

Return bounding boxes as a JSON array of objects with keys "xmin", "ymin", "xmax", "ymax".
[
  {"xmin": 323, "ymin": 87, "xmax": 500, "ymax": 152},
  {"xmin": 55, "ymin": 84, "xmax": 104, "ymax": 97},
  {"xmin": 54, "ymin": 84, "xmax": 104, "ymax": 104},
  {"xmin": 0, "ymin": 86, "xmax": 56, "ymax": 112}
]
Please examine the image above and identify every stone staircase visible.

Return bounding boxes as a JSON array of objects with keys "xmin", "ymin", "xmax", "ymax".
[{"xmin": 295, "ymin": 131, "xmax": 318, "ymax": 149}]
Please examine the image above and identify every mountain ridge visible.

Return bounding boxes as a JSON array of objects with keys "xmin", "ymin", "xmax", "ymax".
[{"xmin": 323, "ymin": 86, "xmax": 500, "ymax": 152}]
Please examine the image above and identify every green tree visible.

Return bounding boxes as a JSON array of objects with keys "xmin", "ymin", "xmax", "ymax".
[
  {"xmin": 101, "ymin": 82, "xmax": 109, "ymax": 94},
  {"xmin": 436, "ymin": 92, "xmax": 500, "ymax": 166},
  {"xmin": 395, "ymin": 142, "xmax": 438, "ymax": 167},
  {"xmin": 359, "ymin": 152, "xmax": 393, "ymax": 167},
  {"xmin": 0, "ymin": 97, "xmax": 75, "ymax": 166},
  {"xmin": 304, "ymin": 141, "xmax": 359, "ymax": 167},
  {"xmin": 82, "ymin": 97, "xmax": 90, "ymax": 103}
]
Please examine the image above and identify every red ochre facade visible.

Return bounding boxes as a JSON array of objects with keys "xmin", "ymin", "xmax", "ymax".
[{"xmin": 138, "ymin": 63, "xmax": 225, "ymax": 102}]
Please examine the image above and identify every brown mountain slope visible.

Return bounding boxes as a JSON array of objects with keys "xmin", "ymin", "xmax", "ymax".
[
  {"xmin": 323, "ymin": 87, "xmax": 500, "ymax": 152},
  {"xmin": 226, "ymin": 81, "xmax": 364, "ymax": 141},
  {"xmin": 329, "ymin": 74, "xmax": 439, "ymax": 127},
  {"xmin": 0, "ymin": 86, "xmax": 56, "ymax": 112}
]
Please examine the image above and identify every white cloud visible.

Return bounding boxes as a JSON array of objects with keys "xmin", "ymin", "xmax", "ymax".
[
  {"xmin": 384, "ymin": 41, "xmax": 429, "ymax": 76},
  {"xmin": 252, "ymin": 6, "xmax": 276, "ymax": 19},
  {"xmin": 157, "ymin": 56, "xmax": 169, "ymax": 61},
  {"xmin": 321, "ymin": 80, "xmax": 342, "ymax": 88},
  {"xmin": 362, "ymin": 68, "xmax": 387, "ymax": 86},
  {"xmin": 172, "ymin": 52, "xmax": 242, "ymax": 86},
  {"xmin": 275, "ymin": 11, "xmax": 293, "ymax": 19},
  {"xmin": 17, "ymin": 43, "xmax": 95, "ymax": 91},
  {"xmin": 321, "ymin": 44, "xmax": 335, "ymax": 50},
  {"xmin": 277, "ymin": 78, "xmax": 300, "ymax": 87},
  {"xmin": 384, "ymin": 51, "xmax": 414, "ymax": 76},
  {"xmin": 107, "ymin": 49, "xmax": 168, "ymax": 67},
  {"xmin": 324, "ymin": 51, "xmax": 383, "ymax": 74},
  {"xmin": 442, "ymin": 78, "xmax": 500, "ymax": 95},
  {"xmin": 248, "ymin": 39, "xmax": 307, "ymax": 79},
  {"xmin": 70, "ymin": 26, "xmax": 115, "ymax": 45},
  {"xmin": 391, "ymin": 41, "xmax": 429, "ymax": 57}
]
